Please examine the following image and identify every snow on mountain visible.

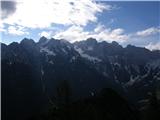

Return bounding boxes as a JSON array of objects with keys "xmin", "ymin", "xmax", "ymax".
[
  {"xmin": 125, "ymin": 75, "xmax": 140, "ymax": 87},
  {"xmin": 40, "ymin": 47, "xmax": 56, "ymax": 56},
  {"xmin": 1, "ymin": 37, "xmax": 160, "ymax": 109},
  {"xmin": 74, "ymin": 47, "xmax": 102, "ymax": 62}
]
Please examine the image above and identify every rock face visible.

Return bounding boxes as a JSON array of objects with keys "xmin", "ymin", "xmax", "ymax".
[{"xmin": 1, "ymin": 37, "xmax": 160, "ymax": 120}]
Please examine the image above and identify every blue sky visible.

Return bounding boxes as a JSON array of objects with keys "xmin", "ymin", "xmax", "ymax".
[
  {"xmin": 1, "ymin": 0, "xmax": 160, "ymax": 50},
  {"xmin": 99, "ymin": 2, "xmax": 159, "ymax": 32}
]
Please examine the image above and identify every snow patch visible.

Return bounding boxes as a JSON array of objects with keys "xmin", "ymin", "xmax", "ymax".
[
  {"xmin": 40, "ymin": 47, "xmax": 56, "ymax": 56},
  {"xmin": 67, "ymin": 45, "xmax": 71, "ymax": 50},
  {"xmin": 75, "ymin": 47, "xmax": 102, "ymax": 62},
  {"xmin": 138, "ymin": 99, "xmax": 149, "ymax": 103},
  {"xmin": 49, "ymin": 60, "xmax": 54, "ymax": 64},
  {"xmin": 103, "ymin": 72, "xmax": 108, "ymax": 77},
  {"xmin": 125, "ymin": 65, "xmax": 131, "ymax": 74},
  {"xmin": 41, "ymin": 39, "xmax": 50, "ymax": 46},
  {"xmin": 114, "ymin": 62, "xmax": 121, "ymax": 67},
  {"xmin": 41, "ymin": 68, "xmax": 44, "ymax": 76},
  {"xmin": 131, "ymin": 65, "xmax": 140, "ymax": 73},
  {"xmin": 70, "ymin": 56, "xmax": 77, "ymax": 62},
  {"xmin": 8, "ymin": 61, "xmax": 12, "ymax": 65},
  {"xmin": 125, "ymin": 75, "xmax": 140, "ymax": 87},
  {"xmin": 146, "ymin": 60, "xmax": 160, "ymax": 70},
  {"xmin": 62, "ymin": 48, "xmax": 68, "ymax": 54},
  {"xmin": 87, "ymin": 46, "xmax": 93, "ymax": 51},
  {"xmin": 114, "ymin": 75, "xmax": 117, "ymax": 79}
]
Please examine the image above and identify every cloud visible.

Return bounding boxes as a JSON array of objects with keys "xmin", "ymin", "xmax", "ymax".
[
  {"xmin": 53, "ymin": 24, "xmax": 129, "ymax": 43},
  {"xmin": 145, "ymin": 42, "xmax": 160, "ymax": 51},
  {"xmin": 2, "ymin": 0, "xmax": 111, "ymax": 28},
  {"xmin": 0, "ymin": 28, "xmax": 6, "ymax": 32},
  {"xmin": 53, "ymin": 25, "xmax": 88, "ymax": 42},
  {"xmin": 136, "ymin": 27, "xmax": 160, "ymax": 37},
  {"xmin": 0, "ymin": 21, "xmax": 6, "ymax": 32},
  {"xmin": 94, "ymin": 24, "xmax": 105, "ymax": 32},
  {"xmin": 91, "ymin": 25, "xmax": 129, "ymax": 43},
  {"xmin": 39, "ymin": 31, "xmax": 52, "ymax": 38},
  {"xmin": 1, "ymin": 0, "xmax": 17, "ymax": 19},
  {"xmin": 7, "ymin": 25, "xmax": 29, "ymax": 35}
]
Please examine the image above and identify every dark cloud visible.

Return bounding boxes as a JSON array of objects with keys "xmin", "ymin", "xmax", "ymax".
[{"xmin": 1, "ymin": 0, "xmax": 17, "ymax": 19}]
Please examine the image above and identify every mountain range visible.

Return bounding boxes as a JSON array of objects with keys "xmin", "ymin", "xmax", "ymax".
[{"xmin": 1, "ymin": 37, "xmax": 160, "ymax": 120}]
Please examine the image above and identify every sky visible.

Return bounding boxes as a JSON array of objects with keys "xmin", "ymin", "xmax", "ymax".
[{"xmin": 0, "ymin": 0, "xmax": 160, "ymax": 50}]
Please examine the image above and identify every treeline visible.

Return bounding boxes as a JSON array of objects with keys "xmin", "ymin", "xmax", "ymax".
[{"xmin": 27, "ymin": 80, "xmax": 160, "ymax": 120}]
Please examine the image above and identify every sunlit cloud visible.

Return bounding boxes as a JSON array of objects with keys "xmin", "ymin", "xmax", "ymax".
[
  {"xmin": 39, "ymin": 31, "xmax": 52, "ymax": 38},
  {"xmin": 53, "ymin": 25, "xmax": 89, "ymax": 42},
  {"xmin": 145, "ymin": 42, "xmax": 160, "ymax": 51},
  {"xmin": 0, "ymin": 21, "xmax": 6, "ymax": 32},
  {"xmin": 7, "ymin": 25, "xmax": 29, "ymax": 36},
  {"xmin": 2, "ymin": 0, "xmax": 110, "ymax": 28},
  {"xmin": 136, "ymin": 27, "xmax": 160, "ymax": 37},
  {"xmin": 53, "ymin": 24, "xmax": 129, "ymax": 43}
]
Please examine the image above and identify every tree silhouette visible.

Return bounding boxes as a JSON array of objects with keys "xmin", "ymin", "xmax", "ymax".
[
  {"xmin": 56, "ymin": 80, "xmax": 72, "ymax": 120},
  {"xmin": 56, "ymin": 80, "xmax": 72, "ymax": 107},
  {"xmin": 142, "ymin": 91, "xmax": 160, "ymax": 120}
]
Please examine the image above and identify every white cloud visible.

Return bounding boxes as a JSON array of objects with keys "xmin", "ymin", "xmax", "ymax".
[
  {"xmin": 0, "ymin": 21, "xmax": 6, "ymax": 32},
  {"xmin": 0, "ymin": 26, "xmax": 6, "ymax": 32},
  {"xmin": 39, "ymin": 31, "xmax": 52, "ymax": 38},
  {"xmin": 7, "ymin": 25, "xmax": 29, "ymax": 35},
  {"xmin": 91, "ymin": 26, "xmax": 129, "ymax": 43},
  {"xmin": 136, "ymin": 27, "xmax": 160, "ymax": 37},
  {"xmin": 53, "ymin": 25, "xmax": 89, "ymax": 42},
  {"xmin": 2, "ymin": 0, "xmax": 110, "ymax": 28},
  {"xmin": 53, "ymin": 24, "xmax": 129, "ymax": 43},
  {"xmin": 0, "ymin": 28, "xmax": 6, "ymax": 32},
  {"xmin": 145, "ymin": 42, "xmax": 160, "ymax": 51},
  {"xmin": 94, "ymin": 24, "xmax": 105, "ymax": 32}
]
